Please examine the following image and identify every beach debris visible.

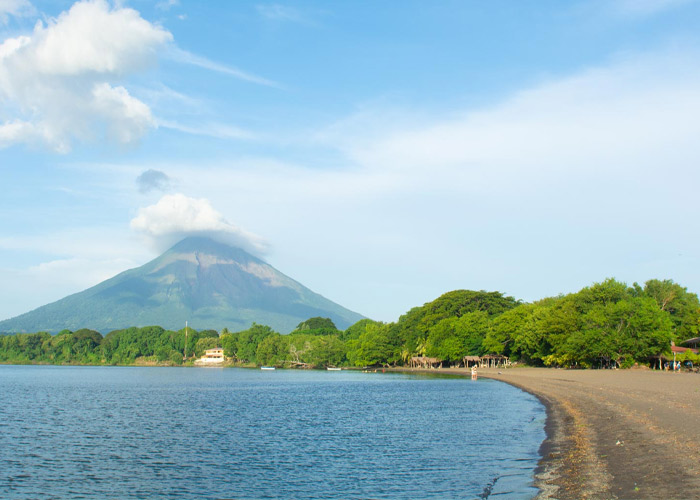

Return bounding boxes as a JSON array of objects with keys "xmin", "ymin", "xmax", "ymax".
[{"xmin": 615, "ymin": 440, "xmax": 624, "ymax": 446}]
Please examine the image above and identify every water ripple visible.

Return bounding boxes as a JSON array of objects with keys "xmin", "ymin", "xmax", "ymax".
[{"xmin": 0, "ymin": 366, "xmax": 544, "ymax": 500}]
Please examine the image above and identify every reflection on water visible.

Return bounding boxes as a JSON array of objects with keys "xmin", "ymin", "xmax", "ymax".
[{"xmin": 0, "ymin": 366, "xmax": 544, "ymax": 499}]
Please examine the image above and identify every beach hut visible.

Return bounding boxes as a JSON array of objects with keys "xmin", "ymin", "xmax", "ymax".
[
  {"xmin": 463, "ymin": 355, "xmax": 481, "ymax": 368},
  {"xmin": 479, "ymin": 354, "xmax": 510, "ymax": 368},
  {"xmin": 409, "ymin": 356, "xmax": 442, "ymax": 369}
]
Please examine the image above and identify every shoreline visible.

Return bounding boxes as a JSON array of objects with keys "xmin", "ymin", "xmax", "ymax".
[
  {"xmin": 477, "ymin": 369, "xmax": 604, "ymax": 500},
  {"xmin": 392, "ymin": 366, "xmax": 700, "ymax": 499}
]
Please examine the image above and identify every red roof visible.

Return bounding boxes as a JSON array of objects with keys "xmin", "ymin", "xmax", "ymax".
[{"xmin": 671, "ymin": 345, "xmax": 699, "ymax": 354}]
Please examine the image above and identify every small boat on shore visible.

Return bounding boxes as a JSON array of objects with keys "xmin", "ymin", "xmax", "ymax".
[
  {"xmin": 326, "ymin": 367, "xmax": 342, "ymax": 371},
  {"xmin": 261, "ymin": 366, "xmax": 276, "ymax": 370}
]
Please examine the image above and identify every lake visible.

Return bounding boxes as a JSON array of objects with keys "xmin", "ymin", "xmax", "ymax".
[{"xmin": 0, "ymin": 366, "xmax": 545, "ymax": 499}]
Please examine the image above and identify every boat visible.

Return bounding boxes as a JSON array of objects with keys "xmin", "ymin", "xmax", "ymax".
[
  {"xmin": 326, "ymin": 367, "xmax": 342, "ymax": 371},
  {"xmin": 260, "ymin": 366, "xmax": 276, "ymax": 370}
]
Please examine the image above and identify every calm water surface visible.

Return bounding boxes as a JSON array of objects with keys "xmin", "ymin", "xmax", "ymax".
[{"xmin": 0, "ymin": 366, "xmax": 545, "ymax": 499}]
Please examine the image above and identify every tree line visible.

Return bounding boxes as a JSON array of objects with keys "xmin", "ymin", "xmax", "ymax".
[{"xmin": 1, "ymin": 279, "xmax": 698, "ymax": 369}]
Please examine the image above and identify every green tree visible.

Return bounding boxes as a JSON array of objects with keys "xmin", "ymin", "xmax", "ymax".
[
  {"xmin": 643, "ymin": 279, "xmax": 700, "ymax": 341},
  {"xmin": 483, "ymin": 305, "xmax": 533, "ymax": 356},
  {"xmin": 293, "ymin": 317, "xmax": 339, "ymax": 335},
  {"xmin": 256, "ymin": 334, "xmax": 286, "ymax": 366},
  {"xmin": 346, "ymin": 322, "xmax": 395, "ymax": 366},
  {"xmin": 233, "ymin": 323, "xmax": 278, "ymax": 364},
  {"xmin": 425, "ymin": 311, "xmax": 490, "ymax": 362}
]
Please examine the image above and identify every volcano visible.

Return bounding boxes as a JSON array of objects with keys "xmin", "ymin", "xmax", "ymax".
[{"xmin": 0, "ymin": 237, "xmax": 365, "ymax": 334}]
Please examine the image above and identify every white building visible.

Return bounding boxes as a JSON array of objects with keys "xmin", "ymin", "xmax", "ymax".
[{"xmin": 195, "ymin": 348, "xmax": 225, "ymax": 365}]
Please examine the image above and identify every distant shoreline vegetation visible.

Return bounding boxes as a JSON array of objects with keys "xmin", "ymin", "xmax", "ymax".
[{"xmin": 1, "ymin": 279, "xmax": 698, "ymax": 369}]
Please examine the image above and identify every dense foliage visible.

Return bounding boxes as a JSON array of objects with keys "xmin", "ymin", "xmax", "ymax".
[{"xmin": 1, "ymin": 279, "xmax": 698, "ymax": 369}]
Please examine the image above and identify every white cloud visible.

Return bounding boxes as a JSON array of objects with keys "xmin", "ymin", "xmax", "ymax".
[
  {"xmin": 167, "ymin": 47, "xmax": 281, "ymax": 88},
  {"xmin": 315, "ymin": 50, "xmax": 700, "ymax": 195},
  {"xmin": 0, "ymin": 0, "xmax": 172, "ymax": 152},
  {"xmin": 130, "ymin": 193, "xmax": 269, "ymax": 255},
  {"xmin": 28, "ymin": 1, "xmax": 170, "ymax": 75},
  {"xmin": 0, "ymin": 0, "xmax": 35, "ymax": 24},
  {"xmin": 157, "ymin": 119, "xmax": 254, "ymax": 140},
  {"xmin": 5, "ymin": 47, "xmax": 700, "ymax": 323},
  {"xmin": 134, "ymin": 48, "xmax": 700, "ymax": 320},
  {"xmin": 156, "ymin": 0, "xmax": 178, "ymax": 11},
  {"xmin": 91, "ymin": 83, "xmax": 154, "ymax": 143}
]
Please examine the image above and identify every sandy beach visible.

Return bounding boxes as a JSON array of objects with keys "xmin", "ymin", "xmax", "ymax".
[
  {"xmin": 476, "ymin": 367, "xmax": 700, "ymax": 499},
  {"xmin": 394, "ymin": 366, "xmax": 700, "ymax": 499}
]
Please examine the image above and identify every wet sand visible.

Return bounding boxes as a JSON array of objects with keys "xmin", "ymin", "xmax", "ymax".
[{"xmin": 438, "ymin": 367, "xmax": 700, "ymax": 499}]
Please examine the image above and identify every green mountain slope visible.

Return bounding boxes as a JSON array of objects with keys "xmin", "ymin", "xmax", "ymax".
[{"xmin": 0, "ymin": 237, "xmax": 365, "ymax": 334}]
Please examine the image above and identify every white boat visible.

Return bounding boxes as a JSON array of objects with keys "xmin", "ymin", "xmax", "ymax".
[
  {"xmin": 260, "ymin": 366, "xmax": 276, "ymax": 370},
  {"xmin": 326, "ymin": 367, "xmax": 342, "ymax": 371}
]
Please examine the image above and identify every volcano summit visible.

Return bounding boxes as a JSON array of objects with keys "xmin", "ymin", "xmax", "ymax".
[{"xmin": 0, "ymin": 237, "xmax": 365, "ymax": 334}]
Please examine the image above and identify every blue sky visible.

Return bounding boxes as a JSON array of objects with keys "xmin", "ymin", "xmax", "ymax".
[{"xmin": 1, "ymin": 0, "xmax": 700, "ymax": 324}]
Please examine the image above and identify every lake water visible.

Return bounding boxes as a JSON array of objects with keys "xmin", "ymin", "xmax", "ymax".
[{"xmin": 0, "ymin": 366, "xmax": 545, "ymax": 499}]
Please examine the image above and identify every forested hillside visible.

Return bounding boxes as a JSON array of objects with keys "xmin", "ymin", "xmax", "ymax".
[{"xmin": 1, "ymin": 279, "xmax": 698, "ymax": 369}]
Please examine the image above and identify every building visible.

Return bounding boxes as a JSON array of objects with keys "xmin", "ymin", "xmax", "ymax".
[
  {"xmin": 195, "ymin": 348, "xmax": 225, "ymax": 365},
  {"xmin": 682, "ymin": 337, "xmax": 700, "ymax": 350}
]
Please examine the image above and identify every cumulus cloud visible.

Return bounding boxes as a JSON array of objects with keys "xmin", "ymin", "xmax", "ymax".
[
  {"xmin": 0, "ymin": 0, "xmax": 35, "ymax": 24},
  {"xmin": 136, "ymin": 168, "xmax": 171, "ymax": 193},
  {"xmin": 0, "ymin": 0, "xmax": 172, "ymax": 152},
  {"xmin": 130, "ymin": 194, "xmax": 269, "ymax": 255}
]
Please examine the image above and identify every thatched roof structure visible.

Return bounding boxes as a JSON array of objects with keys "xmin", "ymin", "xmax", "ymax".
[
  {"xmin": 479, "ymin": 354, "xmax": 510, "ymax": 367},
  {"xmin": 410, "ymin": 356, "xmax": 442, "ymax": 368}
]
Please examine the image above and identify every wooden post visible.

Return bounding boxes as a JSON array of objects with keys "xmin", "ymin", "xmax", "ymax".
[{"xmin": 184, "ymin": 321, "xmax": 188, "ymax": 361}]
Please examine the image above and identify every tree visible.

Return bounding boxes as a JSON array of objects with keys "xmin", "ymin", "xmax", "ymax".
[
  {"xmin": 293, "ymin": 317, "xmax": 339, "ymax": 335},
  {"xmin": 643, "ymin": 279, "xmax": 700, "ymax": 341},
  {"xmin": 425, "ymin": 311, "xmax": 490, "ymax": 362},
  {"xmin": 392, "ymin": 289, "xmax": 518, "ymax": 357},
  {"xmin": 346, "ymin": 322, "xmax": 395, "ymax": 366},
  {"xmin": 342, "ymin": 319, "xmax": 383, "ymax": 341},
  {"xmin": 483, "ymin": 305, "xmax": 533, "ymax": 356},
  {"xmin": 233, "ymin": 323, "xmax": 278, "ymax": 363},
  {"xmin": 568, "ymin": 296, "xmax": 673, "ymax": 368},
  {"xmin": 256, "ymin": 334, "xmax": 285, "ymax": 366}
]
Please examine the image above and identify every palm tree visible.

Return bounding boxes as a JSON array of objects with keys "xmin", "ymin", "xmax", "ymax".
[{"xmin": 415, "ymin": 338, "xmax": 428, "ymax": 356}]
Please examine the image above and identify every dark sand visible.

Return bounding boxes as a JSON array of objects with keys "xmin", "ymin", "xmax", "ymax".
[{"xmin": 396, "ymin": 367, "xmax": 700, "ymax": 499}]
